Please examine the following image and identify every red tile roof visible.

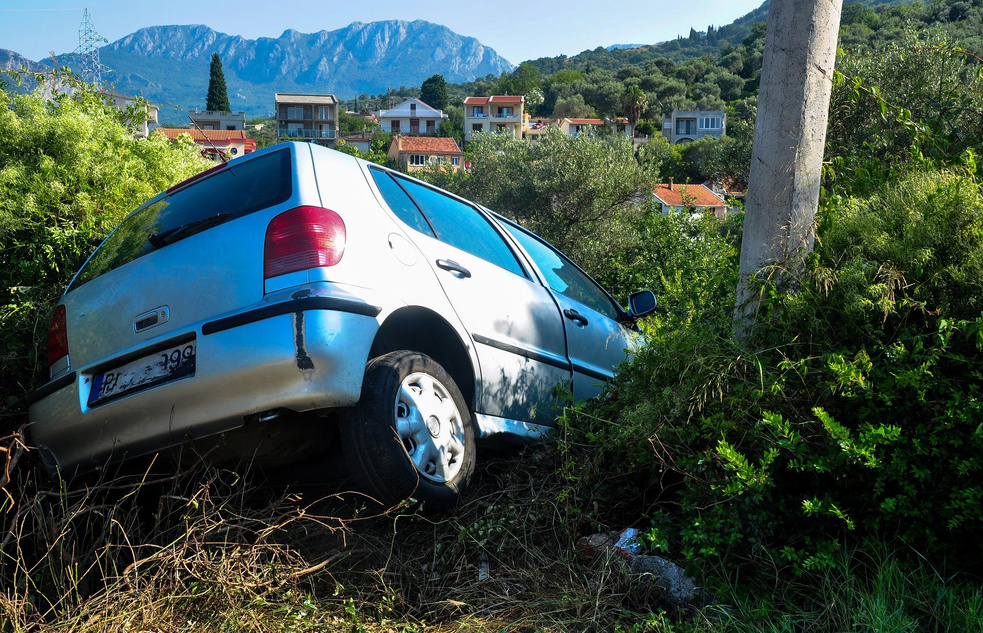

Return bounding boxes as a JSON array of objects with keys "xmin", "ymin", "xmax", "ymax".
[
  {"xmin": 464, "ymin": 95, "xmax": 524, "ymax": 105},
  {"xmin": 156, "ymin": 128, "xmax": 250, "ymax": 142},
  {"xmin": 392, "ymin": 136, "xmax": 462, "ymax": 155},
  {"xmin": 566, "ymin": 118, "xmax": 604, "ymax": 125},
  {"xmin": 653, "ymin": 183, "xmax": 726, "ymax": 208}
]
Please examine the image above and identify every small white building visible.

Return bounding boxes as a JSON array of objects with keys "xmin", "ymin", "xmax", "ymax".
[
  {"xmin": 464, "ymin": 95, "xmax": 524, "ymax": 142},
  {"xmin": 558, "ymin": 117, "xmax": 604, "ymax": 138},
  {"xmin": 189, "ymin": 109, "xmax": 247, "ymax": 131},
  {"xmin": 662, "ymin": 110, "xmax": 726, "ymax": 144},
  {"xmin": 653, "ymin": 181, "xmax": 728, "ymax": 217},
  {"xmin": 98, "ymin": 90, "xmax": 159, "ymax": 138},
  {"xmin": 377, "ymin": 98, "xmax": 447, "ymax": 135}
]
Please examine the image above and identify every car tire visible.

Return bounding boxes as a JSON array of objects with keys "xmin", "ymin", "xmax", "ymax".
[{"xmin": 341, "ymin": 350, "xmax": 475, "ymax": 511}]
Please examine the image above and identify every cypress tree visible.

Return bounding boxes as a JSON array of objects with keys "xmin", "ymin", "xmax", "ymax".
[
  {"xmin": 420, "ymin": 74, "xmax": 448, "ymax": 110},
  {"xmin": 205, "ymin": 52, "xmax": 231, "ymax": 112}
]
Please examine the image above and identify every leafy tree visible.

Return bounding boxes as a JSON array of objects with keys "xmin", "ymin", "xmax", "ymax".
[
  {"xmin": 436, "ymin": 104, "xmax": 464, "ymax": 146},
  {"xmin": 0, "ymin": 75, "xmax": 210, "ymax": 408},
  {"xmin": 246, "ymin": 117, "xmax": 278, "ymax": 149},
  {"xmin": 426, "ymin": 129, "xmax": 654, "ymax": 272},
  {"xmin": 339, "ymin": 111, "xmax": 376, "ymax": 136},
  {"xmin": 420, "ymin": 73, "xmax": 448, "ymax": 110},
  {"xmin": 552, "ymin": 94, "xmax": 595, "ymax": 119},
  {"xmin": 205, "ymin": 52, "xmax": 231, "ymax": 112},
  {"xmin": 509, "ymin": 62, "xmax": 543, "ymax": 96},
  {"xmin": 623, "ymin": 85, "xmax": 648, "ymax": 129}
]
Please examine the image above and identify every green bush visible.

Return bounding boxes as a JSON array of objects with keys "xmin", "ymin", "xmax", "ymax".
[
  {"xmin": 0, "ymin": 77, "xmax": 210, "ymax": 412},
  {"xmin": 564, "ymin": 167, "xmax": 983, "ymax": 574}
]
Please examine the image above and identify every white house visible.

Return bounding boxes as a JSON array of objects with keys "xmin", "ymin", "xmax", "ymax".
[
  {"xmin": 377, "ymin": 98, "xmax": 448, "ymax": 135},
  {"xmin": 189, "ymin": 109, "xmax": 247, "ymax": 131},
  {"xmin": 662, "ymin": 110, "xmax": 726, "ymax": 144},
  {"xmin": 98, "ymin": 90, "xmax": 159, "ymax": 138},
  {"xmin": 464, "ymin": 95, "xmax": 524, "ymax": 142}
]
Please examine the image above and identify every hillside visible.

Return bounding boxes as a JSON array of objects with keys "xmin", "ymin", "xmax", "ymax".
[
  {"xmin": 525, "ymin": 0, "xmax": 913, "ymax": 73},
  {"xmin": 38, "ymin": 21, "xmax": 512, "ymax": 122}
]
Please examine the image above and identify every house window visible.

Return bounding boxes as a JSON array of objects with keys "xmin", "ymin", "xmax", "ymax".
[
  {"xmin": 472, "ymin": 123, "xmax": 483, "ymax": 133},
  {"xmin": 409, "ymin": 155, "xmax": 426, "ymax": 166},
  {"xmin": 676, "ymin": 120, "xmax": 696, "ymax": 135},
  {"xmin": 472, "ymin": 106, "xmax": 485, "ymax": 117},
  {"xmin": 410, "ymin": 103, "xmax": 417, "ymax": 113},
  {"xmin": 497, "ymin": 107, "xmax": 513, "ymax": 117},
  {"xmin": 698, "ymin": 117, "xmax": 721, "ymax": 129},
  {"xmin": 318, "ymin": 106, "xmax": 333, "ymax": 120},
  {"xmin": 426, "ymin": 120, "xmax": 435, "ymax": 133},
  {"xmin": 286, "ymin": 106, "xmax": 304, "ymax": 119},
  {"xmin": 451, "ymin": 157, "xmax": 460, "ymax": 167},
  {"xmin": 391, "ymin": 121, "xmax": 401, "ymax": 133}
]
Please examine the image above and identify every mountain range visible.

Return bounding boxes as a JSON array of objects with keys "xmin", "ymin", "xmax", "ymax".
[{"xmin": 1, "ymin": 20, "xmax": 512, "ymax": 123}]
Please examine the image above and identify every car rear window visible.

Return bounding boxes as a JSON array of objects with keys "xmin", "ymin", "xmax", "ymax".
[{"xmin": 70, "ymin": 149, "xmax": 292, "ymax": 289}]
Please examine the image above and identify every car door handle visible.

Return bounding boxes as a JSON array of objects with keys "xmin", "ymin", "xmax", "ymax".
[
  {"xmin": 563, "ymin": 308, "xmax": 589, "ymax": 326},
  {"xmin": 436, "ymin": 259, "xmax": 472, "ymax": 278}
]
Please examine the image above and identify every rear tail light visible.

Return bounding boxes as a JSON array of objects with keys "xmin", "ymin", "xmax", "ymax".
[
  {"xmin": 47, "ymin": 304, "xmax": 69, "ymax": 367},
  {"xmin": 264, "ymin": 206, "xmax": 346, "ymax": 279}
]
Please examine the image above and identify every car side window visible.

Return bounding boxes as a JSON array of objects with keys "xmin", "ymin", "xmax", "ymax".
[
  {"xmin": 504, "ymin": 222, "xmax": 620, "ymax": 320},
  {"xmin": 394, "ymin": 176, "xmax": 526, "ymax": 278},
  {"xmin": 369, "ymin": 169, "xmax": 436, "ymax": 238}
]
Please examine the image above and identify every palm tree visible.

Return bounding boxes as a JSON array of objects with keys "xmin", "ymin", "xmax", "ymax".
[{"xmin": 623, "ymin": 85, "xmax": 648, "ymax": 131}]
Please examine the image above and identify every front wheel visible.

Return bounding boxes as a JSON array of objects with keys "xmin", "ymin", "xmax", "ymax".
[{"xmin": 341, "ymin": 351, "xmax": 475, "ymax": 510}]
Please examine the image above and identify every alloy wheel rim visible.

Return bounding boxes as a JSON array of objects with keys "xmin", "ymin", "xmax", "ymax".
[{"xmin": 394, "ymin": 372, "xmax": 466, "ymax": 483}]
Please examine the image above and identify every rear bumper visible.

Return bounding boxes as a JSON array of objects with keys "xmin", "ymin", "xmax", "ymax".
[{"xmin": 28, "ymin": 301, "xmax": 380, "ymax": 476}]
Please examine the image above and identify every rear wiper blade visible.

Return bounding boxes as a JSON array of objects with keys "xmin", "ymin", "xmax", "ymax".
[{"xmin": 148, "ymin": 213, "xmax": 232, "ymax": 248}]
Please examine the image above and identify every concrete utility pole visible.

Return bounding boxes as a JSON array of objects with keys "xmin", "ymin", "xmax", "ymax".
[{"xmin": 735, "ymin": 0, "xmax": 843, "ymax": 331}]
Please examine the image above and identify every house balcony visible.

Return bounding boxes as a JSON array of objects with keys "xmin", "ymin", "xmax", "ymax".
[
  {"xmin": 491, "ymin": 113, "xmax": 521, "ymax": 122},
  {"xmin": 278, "ymin": 128, "xmax": 337, "ymax": 140}
]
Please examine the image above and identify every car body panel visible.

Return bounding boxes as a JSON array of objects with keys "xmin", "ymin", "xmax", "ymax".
[{"xmin": 29, "ymin": 142, "xmax": 643, "ymax": 477}]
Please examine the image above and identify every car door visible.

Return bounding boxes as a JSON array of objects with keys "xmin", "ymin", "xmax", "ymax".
[
  {"xmin": 502, "ymin": 221, "xmax": 634, "ymax": 402},
  {"xmin": 367, "ymin": 169, "xmax": 571, "ymax": 424}
]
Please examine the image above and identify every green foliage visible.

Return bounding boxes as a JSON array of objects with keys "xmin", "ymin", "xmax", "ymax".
[
  {"xmin": 419, "ymin": 73, "xmax": 448, "ymax": 110},
  {"xmin": 205, "ymin": 52, "xmax": 231, "ymax": 112},
  {"xmin": 623, "ymin": 85, "xmax": 649, "ymax": 128},
  {"xmin": 827, "ymin": 28, "xmax": 983, "ymax": 192},
  {"xmin": 246, "ymin": 117, "xmax": 279, "ymax": 149},
  {"xmin": 339, "ymin": 110, "xmax": 376, "ymax": 136},
  {"xmin": 421, "ymin": 129, "xmax": 654, "ymax": 283},
  {"xmin": 0, "ymin": 76, "xmax": 210, "ymax": 411},
  {"xmin": 562, "ymin": 166, "xmax": 983, "ymax": 575},
  {"xmin": 435, "ymin": 104, "xmax": 463, "ymax": 146}
]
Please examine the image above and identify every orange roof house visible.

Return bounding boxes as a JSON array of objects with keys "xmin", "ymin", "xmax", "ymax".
[
  {"xmin": 653, "ymin": 181, "xmax": 728, "ymax": 217},
  {"xmin": 387, "ymin": 135, "xmax": 464, "ymax": 172},
  {"xmin": 155, "ymin": 128, "xmax": 257, "ymax": 161},
  {"xmin": 464, "ymin": 95, "xmax": 524, "ymax": 142},
  {"xmin": 559, "ymin": 117, "xmax": 604, "ymax": 137}
]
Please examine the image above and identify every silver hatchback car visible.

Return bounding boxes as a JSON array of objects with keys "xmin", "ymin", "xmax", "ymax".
[{"xmin": 29, "ymin": 142, "xmax": 655, "ymax": 508}]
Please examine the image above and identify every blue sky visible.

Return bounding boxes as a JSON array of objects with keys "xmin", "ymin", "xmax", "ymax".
[{"xmin": 1, "ymin": 0, "xmax": 765, "ymax": 65}]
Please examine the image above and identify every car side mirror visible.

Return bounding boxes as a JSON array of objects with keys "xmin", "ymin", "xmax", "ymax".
[{"xmin": 628, "ymin": 290, "xmax": 657, "ymax": 318}]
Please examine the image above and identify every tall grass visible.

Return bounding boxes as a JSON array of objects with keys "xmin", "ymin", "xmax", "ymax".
[{"xmin": 2, "ymin": 428, "xmax": 983, "ymax": 632}]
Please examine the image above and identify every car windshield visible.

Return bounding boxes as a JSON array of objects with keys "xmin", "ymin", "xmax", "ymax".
[{"xmin": 70, "ymin": 149, "xmax": 292, "ymax": 289}]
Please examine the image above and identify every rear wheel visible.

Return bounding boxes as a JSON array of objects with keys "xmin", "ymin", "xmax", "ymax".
[{"xmin": 341, "ymin": 351, "xmax": 475, "ymax": 510}]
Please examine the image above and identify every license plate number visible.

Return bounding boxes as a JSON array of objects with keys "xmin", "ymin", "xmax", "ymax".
[{"xmin": 88, "ymin": 340, "xmax": 196, "ymax": 406}]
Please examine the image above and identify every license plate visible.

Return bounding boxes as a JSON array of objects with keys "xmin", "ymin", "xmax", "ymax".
[{"xmin": 88, "ymin": 340, "xmax": 196, "ymax": 406}]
